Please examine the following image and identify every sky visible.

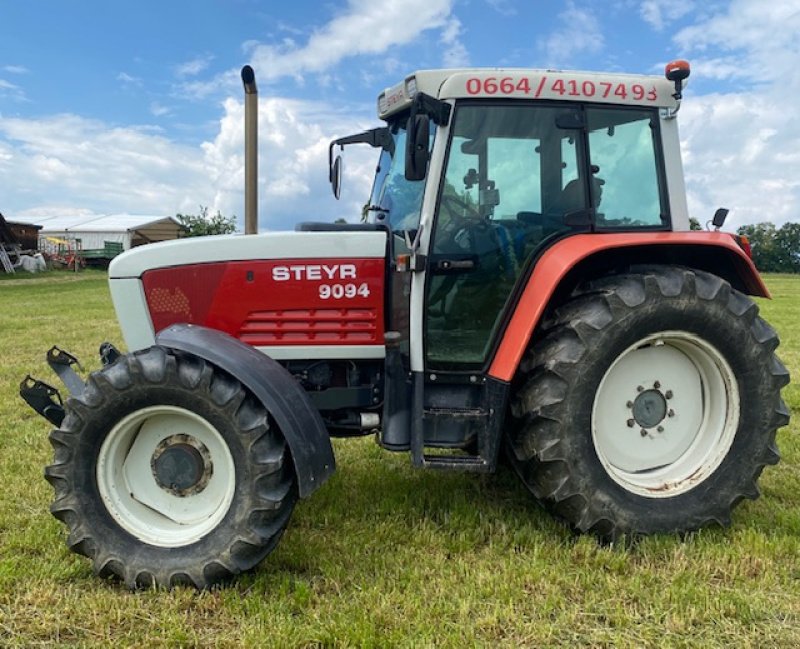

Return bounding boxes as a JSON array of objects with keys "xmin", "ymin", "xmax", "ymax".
[{"xmin": 1, "ymin": 0, "xmax": 798, "ymax": 232}]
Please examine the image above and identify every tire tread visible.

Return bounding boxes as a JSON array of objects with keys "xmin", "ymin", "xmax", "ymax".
[
  {"xmin": 507, "ymin": 266, "xmax": 789, "ymax": 539},
  {"xmin": 45, "ymin": 347, "xmax": 297, "ymax": 589}
]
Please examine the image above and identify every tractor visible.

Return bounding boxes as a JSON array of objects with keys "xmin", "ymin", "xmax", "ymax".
[{"xmin": 21, "ymin": 61, "xmax": 790, "ymax": 588}]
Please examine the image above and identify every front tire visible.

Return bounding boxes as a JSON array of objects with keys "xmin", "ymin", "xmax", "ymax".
[
  {"xmin": 45, "ymin": 346, "xmax": 297, "ymax": 588},
  {"xmin": 507, "ymin": 266, "xmax": 789, "ymax": 539}
]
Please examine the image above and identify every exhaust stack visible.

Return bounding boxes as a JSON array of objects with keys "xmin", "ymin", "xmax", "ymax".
[{"xmin": 241, "ymin": 65, "xmax": 258, "ymax": 234}]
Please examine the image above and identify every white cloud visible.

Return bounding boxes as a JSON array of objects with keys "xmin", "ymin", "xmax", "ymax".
[
  {"xmin": 0, "ymin": 77, "xmax": 26, "ymax": 102},
  {"xmin": 639, "ymin": 0, "xmax": 693, "ymax": 30},
  {"xmin": 175, "ymin": 74, "xmax": 237, "ymax": 101},
  {"xmin": 175, "ymin": 55, "xmax": 214, "ymax": 78},
  {"xmin": 540, "ymin": 2, "xmax": 604, "ymax": 67},
  {"xmin": 149, "ymin": 102, "xmax": 171, "ymax": 117},
  {"xmin": 675, "ymin": 1, "xmax": 800, "ymax": 83},
  {"xmin": 485, "ymin": 0, "xmax": 517, "ymax": 16},
  {"xmin": 0, "ymin": 97, "xmax": 378, "ymax": 231},
  {"xmin": 176, "ymin": 1, "xmax": 465, "ymax": 108},
  {"xmin": 440, "ymin": 17, "xmax": 470, "ymax": 68},
  {"xmin": 200, "ymin": 97, "xmax": 377, "ymax": 229},
  {"xmin": 0, "ymin": 114, "xmax": 206, "ymax": 216},
  {"xmin": 3, "ymin": 65, "xmax": 28, "ymax": 75},
  {"xmin": 673, "ymin": 0, "xmax": 800, "ymax": 228},
  {"xmin": 117, "ymin": 72, "xmax": 142, "ymax": 87},
  {"xmin": 249, "ymin": 0, "xmax": 456, "ymax": 81}
]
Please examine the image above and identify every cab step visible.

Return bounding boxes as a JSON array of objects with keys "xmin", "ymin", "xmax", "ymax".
[
  {"xmin": 418, "ymin": 453, "xmax": 493, "ymax": 472},
  {"xmin": 409, "ymin": 372, "xmax": 509, "ymax": 473}
]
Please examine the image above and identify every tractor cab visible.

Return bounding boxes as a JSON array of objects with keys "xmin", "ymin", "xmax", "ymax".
[{"xmin": 329, "ymin": 65, "xmax": 692, "ymax": 468}]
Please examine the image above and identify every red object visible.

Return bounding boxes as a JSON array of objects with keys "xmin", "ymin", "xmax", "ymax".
[
  {"xmin": 488, "ymin": 231, "xmax": 767, "ymax": 382},
  {"xmin": 142, "ymin": 258, "xmax": 385, "ymax": 346},
  {"xmin": 665, "ymin": 59, "xmax": 691, "ymax": 80},
  {"xmin": 736, "ymin": 234, "xmax": 753, "ymax": 259}
]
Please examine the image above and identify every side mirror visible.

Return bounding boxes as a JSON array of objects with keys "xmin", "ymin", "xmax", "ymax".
[
  {"xmin": 330, "ymin": 154, "xmax": 343, "ymax": 200},
  {"xmin": 712, "ymin": 207, "xmax": 729, "ymax": 230},
  {"xmin": 405, "ymin": 115, "xmax": 429, "ymax": 181}
]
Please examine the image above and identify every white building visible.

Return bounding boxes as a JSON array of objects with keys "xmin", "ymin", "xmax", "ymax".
[{"xmin": 25, "ymin": 214, "xmax": 186, "ymax": 251}]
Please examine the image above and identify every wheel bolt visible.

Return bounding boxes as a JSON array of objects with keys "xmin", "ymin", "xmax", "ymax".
[
  {"xmin": 627, "ymin": 419, "xmax": 635, "ymax": 428},
  {"xmin": 668, "ymin": 409, "xmax": 675, "ymax": 418},
  {"xmin": 640, "ymin": 428, "xmax": 648, "ymax": 437},
  {"xmin": 665, "ymin": 390, "xmax": 673, "ymax": 399},
  {"xmin": 657, "ymin": 426, "xmax": 664, "ymax": 433},
  {"xmin": 626, "ymin": 401, "xmax": 634, "ymax": 408},
  {"xmin": 637, "ymin": 385, "xmax": 644, "ymax": 392},
  {"xmin": 654, "ymin": 381, "xmax": 661, "ymax": 389}
]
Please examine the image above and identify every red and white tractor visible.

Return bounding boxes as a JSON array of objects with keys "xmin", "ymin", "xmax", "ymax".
[{"xmin": 22, "ymin": 60, "xmax": 790, "ymax": 588}]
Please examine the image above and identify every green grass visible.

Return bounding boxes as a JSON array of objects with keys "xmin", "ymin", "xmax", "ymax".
[{"xmin": 1, "ymin": 270, "xmax": 798, "ymax": 647}]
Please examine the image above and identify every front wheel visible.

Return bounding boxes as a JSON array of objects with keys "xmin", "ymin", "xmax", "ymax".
[
  {"xmin": 45, "ymin": 346, "xmax": 297, "ymax": 588},
  {"xmin": 507, "ymin": 267, "xmax": 789, "ymax": 539}
]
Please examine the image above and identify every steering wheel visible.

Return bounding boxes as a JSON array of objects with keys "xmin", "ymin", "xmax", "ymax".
[
  {"xmin": 435, "ymin": 193, "xmax": 493, "ymax": 257},
  {"xmin": 440, "ymin": 193, "xmax": 481, "ymax": 221}
]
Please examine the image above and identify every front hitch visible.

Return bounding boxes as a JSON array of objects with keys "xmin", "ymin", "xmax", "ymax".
[
  {"xmin": 20, "ymin": 376, "xmax": 65, "ymax": 426},
  {"xmin": 20, "ymin": 343, "xmax": 122, "ymax": 425},
  {"xmin": 46, "ymin": 346, "xmax": 85, "ymax": 397}
]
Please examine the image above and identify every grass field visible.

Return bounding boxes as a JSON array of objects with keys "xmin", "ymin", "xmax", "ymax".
[{"xmin": 0, "ymin": 271, "xmax": 798, "ymax": 647}]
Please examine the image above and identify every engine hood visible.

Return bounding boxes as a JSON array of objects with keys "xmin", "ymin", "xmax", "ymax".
[{"xmin": 109, "ymin": 230, "xmax": 388, "ymax": 278}]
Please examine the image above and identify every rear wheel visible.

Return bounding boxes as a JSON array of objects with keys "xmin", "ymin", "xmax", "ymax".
[
  {"xmin": 45, "ymin": 346, "xmax": 297, "ymax": 588},
  {"xmin": 507, "ymin": 266, "xmax": 789, "ymax": 539}
]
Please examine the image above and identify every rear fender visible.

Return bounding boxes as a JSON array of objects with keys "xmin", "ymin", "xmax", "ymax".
[
  {"xmin": 156, "ymin": 323, "xmax": 334, "ymax": 498},
  {"xmin": 489, "ymin": 232, "xmax": 768, "ymax": 382}
]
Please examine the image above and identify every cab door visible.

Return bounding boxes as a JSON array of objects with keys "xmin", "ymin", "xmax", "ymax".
[{"xmin": 423, "ymin": 102, "xmax": 587, "ymax": 372}]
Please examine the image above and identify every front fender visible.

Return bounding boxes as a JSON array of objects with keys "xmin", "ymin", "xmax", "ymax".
[{"xmin": 156, "ymin": 323, "xmax": 334, "ymax": 498}]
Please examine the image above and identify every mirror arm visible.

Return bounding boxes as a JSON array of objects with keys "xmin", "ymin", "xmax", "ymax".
[
  {"xmin": 331, "ymin": 127, "xmax": 394, "ymax": 152},
  {"xmin": 412, "ymin": 93, "xmax": 451, "ymax": 126}
]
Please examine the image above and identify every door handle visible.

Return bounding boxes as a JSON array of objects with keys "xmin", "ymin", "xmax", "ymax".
[{"xmin": 436, "ymin": 259, "xmax": 475, "ymax": 271}]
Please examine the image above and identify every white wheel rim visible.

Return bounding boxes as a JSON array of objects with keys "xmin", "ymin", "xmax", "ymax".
[
  {"xmin": 592, "ymin": 331, "xmax": 739, "ymax": 498},
  {"xmin": 97, "ymin": 405, "xmax": 236, "ymax": 547}
]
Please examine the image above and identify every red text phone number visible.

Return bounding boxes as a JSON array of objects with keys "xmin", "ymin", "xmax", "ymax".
[{"xmin": 465, "ymin": 76, "xmax": 659, "ymax": 102}]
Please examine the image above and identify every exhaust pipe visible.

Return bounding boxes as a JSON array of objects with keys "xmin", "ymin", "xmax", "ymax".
[{"xmin": 241, "ymin": 65, "xmax": 258, "ymax": 234}]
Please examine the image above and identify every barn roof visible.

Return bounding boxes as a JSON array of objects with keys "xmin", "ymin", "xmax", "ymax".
[{"xmin": 17, "ymin": 214, "xmax": 185, "ymax": 233}]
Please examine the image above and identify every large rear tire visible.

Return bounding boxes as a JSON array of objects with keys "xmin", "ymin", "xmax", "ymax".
[
  {"xmin": 507, "ymin": 266, "xmax": 790, "ymax": 539},
  {"xmin": 45, "ymin": 346, "xmax": 297, "ymax": 588}
]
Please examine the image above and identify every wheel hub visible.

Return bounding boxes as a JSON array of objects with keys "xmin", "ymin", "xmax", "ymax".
[
  {"xmin": 151, "ymin": 434, "xmax": 213, "ymax": 497},
  {"xmin": 632, "ymin": 389, "xmax": 667, "ymax": 429},
  {"xmin": 592, "ymin": 332, "xmax": 739, "ymax": 497}
]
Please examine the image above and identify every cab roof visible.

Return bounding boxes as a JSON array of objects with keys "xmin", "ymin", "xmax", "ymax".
[{"xmin": 377, "ymin": 68, "xmax": 678, "ymax": 120}]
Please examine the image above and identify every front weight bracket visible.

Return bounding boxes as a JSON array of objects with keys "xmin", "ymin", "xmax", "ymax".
[
  {"xmin": 46, "ymin": 346, "xmax": 85, "ymax": 397},
  {"xmin": 19, "ymin": 376, "xmax": 65, "ymax": 426}
]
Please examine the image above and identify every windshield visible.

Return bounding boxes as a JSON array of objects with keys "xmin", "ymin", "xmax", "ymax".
[{"xmin": 366, "ymin": 120, "xmax": 429, "ymax": 233}]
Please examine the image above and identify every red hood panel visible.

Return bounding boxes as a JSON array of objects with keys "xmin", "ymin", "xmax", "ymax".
[{"xmin": 142, "ymin": 258, "xmax": 385, "ymax": 346}]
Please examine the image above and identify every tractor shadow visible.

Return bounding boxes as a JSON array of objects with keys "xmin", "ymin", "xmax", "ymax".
[{"xmin": 260, "ymin": 435, "xmax": 799, "ymax": 590}]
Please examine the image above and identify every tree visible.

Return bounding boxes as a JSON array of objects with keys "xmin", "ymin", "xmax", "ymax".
[
  {"xmin": 736, "ymin": 221, "xmax": 800, "ymax": 273},
  {"xmin": 176, "ymin": 206, "xmax": 237, "ymax": 237},
  {"xmin": 773, "ymin": 222, "xmax": 800, "ymax": 273},
  {"xmin": 689, "ymin": 217, "xmax": 702, "ymax": 231}
]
